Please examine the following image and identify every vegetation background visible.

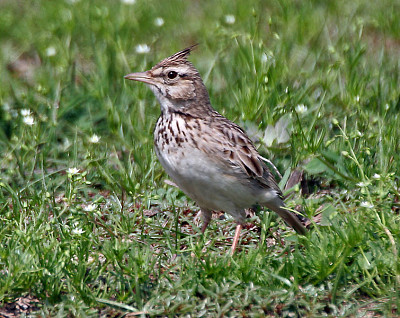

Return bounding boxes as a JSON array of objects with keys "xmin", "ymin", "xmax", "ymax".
[{"xmin": 0, "ymin": 0, "xmax": 399, "ymax": 316}]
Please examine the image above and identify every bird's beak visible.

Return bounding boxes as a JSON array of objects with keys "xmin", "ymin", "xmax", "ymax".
[{"xmin": 124, "ymin": 71, "xmax": 155, "ymax": 85}]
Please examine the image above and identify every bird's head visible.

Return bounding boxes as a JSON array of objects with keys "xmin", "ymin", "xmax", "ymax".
[{"xmin": 124, "ymin": 45, "xmax": 211, "ymax": 114}]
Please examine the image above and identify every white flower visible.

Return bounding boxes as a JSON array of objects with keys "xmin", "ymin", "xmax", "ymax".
[
  {"xmin": 360, "ymin": 201, "xmax": 374, "ymax": 209},
  {"xmin": 83, "ymin": 204, "xmax": 97, "ymax": 212},
  {"xmin": 89, "ymin": 134, "xmax": 100, "ymax": 143},
  {"xmin": 261, "ymin": 53, "xmax": 269, "ymax": 64},
  {"xmin": 45, "ymin": 46, "xmax": 57, "ymax": 57},
  {"xmin": 72, "ymin": 228, "xmax": 84, "ymax": 235},
  {"xmin": 3, "ymin": 102, "xmax": 10, "ymax": 111},
  {"xmin": 154, "ymin": 17, "xmax": 164, "ymax": 27},
  {"xmin": 20, "ymin": 109, "xmax": 31, "ymax": 116},
  {"xmin": 295, "ymin": 104, "xmax": 308, "ymax": 114},
  {"xmin": 357, "ymin": 182, "xmax": 368, "ymax": 187},
  {"xmin": 121, "ymin": 0, "xmax": 135, "ymax": 4},
  {"xmin": 23, "ymin": 115, "xmax": 35, "ymax": 126},
  {"xmin": 67, "ymin": 167, "xmax": 80, "ymax": 175},
  {"xmin": 224, "ymin": 15, "xmax": 235, "ymax": 24},
  {"xmin": 135, "ymin": 44, "xmax": 150, "ymax": 54},
  {"xmin": 372, "ymin": 173, "xmax": 381, "ymax": 180}
]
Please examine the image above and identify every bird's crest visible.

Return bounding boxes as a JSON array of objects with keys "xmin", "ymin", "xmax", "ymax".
[{"xmin": 155, "ymin": 44, "xmax": 198, "ymax": 68}]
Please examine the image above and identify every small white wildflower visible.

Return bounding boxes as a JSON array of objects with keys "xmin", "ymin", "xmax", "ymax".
[
  {"xmin": 67, "ymin": 167, "xmax": 80, "ymax": 175},
  {"xmin": 121, "ymin": 0, "xmax": 135, "ymax": 4},
  {"xmin": 154, "ymin": 17, "xmax": 164, "ymax": 27},
  {"xmin": 71, "ymin": 228, "xmax": 84, "ymax": 235},
  {"xmin": 295, "ymin": 104, "xmax": 308, "ymax": 114},
  {"xmin": 385, "ymin": 103, "xmax": 389, "ymax": 110},
  {"xmin": 261, "ymin": 53, "xmax": 268, "ymax": 63},
  {"xmin": 224, "ymin": 15, "xmax": 235, "ymax": 24},
  {"xmin": 285, "ymin": 87, "xmax": 289, "ymax": 94},
  {"xmin": 357, "ymin": 182, "xmax": 368, "ymax": 187},
  {"xmin": 360, "ymin": 201, "xmax": 374, "ymax": 209},
  {"xmin": 89, "ymin": 134, "xmax": 100, "ymax": 143},
  {"xmin": 20, "ymin": 109, "xmax": 31, "ymax": 116},
  {"xmin": 355, "ymin": 95, "xmax": 360, "ymax": 102},
  {"xmin": 23, "ymin": 115, "xmax": 35, "ymax": 126},
  {"xmin": 372, "ymin": 173, "xmax": 381, "ymax": 180},
  {"xmin": 83, "ymin": 204, "xmax": 97, "ymax": 212},
  {"xmin": 45, "ymin": 46, "xmax": 57, "ymax": 57},
  {"xmin": 3, "ymin": 102, "xmax": 10, "ymax": 111},
  {"xmin": 135, "ymin": 44, "xmax": 150, "ymax": 54}
]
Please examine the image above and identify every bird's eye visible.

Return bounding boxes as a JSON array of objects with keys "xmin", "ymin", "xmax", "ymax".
[{"xmin": 167, "ymin": 71, "xmax": 178, "ymax": 79}]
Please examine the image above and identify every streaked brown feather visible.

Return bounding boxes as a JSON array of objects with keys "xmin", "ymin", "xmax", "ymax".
[
  {"xmin": 185, "ymin": 111, "xmax": 283, "ymax": 196},
  {"xmin": 125, "ymin": 46, "xmax": 306, "ymax": 245}
]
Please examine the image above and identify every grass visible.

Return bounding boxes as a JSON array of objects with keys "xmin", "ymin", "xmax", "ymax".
[{"xmin": 0, "ymin": 0, "xmax": 399, "ymax": 316}]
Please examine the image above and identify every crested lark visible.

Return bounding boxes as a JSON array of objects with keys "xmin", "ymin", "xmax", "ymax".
[{"xmin": 125, "ymin": 46, "xmax": 306, "ymax": 254}]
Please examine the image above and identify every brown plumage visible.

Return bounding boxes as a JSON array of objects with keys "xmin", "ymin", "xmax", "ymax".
[{"xmin": 125, "ymin": 46, "xmax": 306, "ymax": 254}]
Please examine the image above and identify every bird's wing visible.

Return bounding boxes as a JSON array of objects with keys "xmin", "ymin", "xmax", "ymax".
[{"xmin": 200, "ymin": 114, "xmax": 282, "ymax": 195}]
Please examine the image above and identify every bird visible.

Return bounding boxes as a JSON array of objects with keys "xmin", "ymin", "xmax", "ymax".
[{"xmin": 124, "ymin": 45, "xmax": 306, "ymax": 254}]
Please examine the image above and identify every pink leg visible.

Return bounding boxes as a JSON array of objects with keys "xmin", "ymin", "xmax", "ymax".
[
  {"xmin": 200, "ymin": 208, "xmax": 212, "ymax": 233},
  {"xmin": 230, "ymin": 223, "xmax": 242, "ymax": 255},
  {"xmin": 201, "ymin": 220, "xmax": 210, "ymax": 233}
]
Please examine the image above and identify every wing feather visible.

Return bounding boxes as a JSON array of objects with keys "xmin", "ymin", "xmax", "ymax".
[{"xmin": 199, "ymin": 113, "xmax": 282, "ymax": 195}]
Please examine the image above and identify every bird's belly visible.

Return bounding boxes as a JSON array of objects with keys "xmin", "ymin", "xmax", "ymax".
[{"xmin": 155, "ymin": 145, "xmax": 268, "ymax": 211}]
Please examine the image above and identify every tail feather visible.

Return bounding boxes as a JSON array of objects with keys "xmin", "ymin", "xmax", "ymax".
[{"xmin": 264, "ymin": 200, "xmax": 307, "ymax": 235}]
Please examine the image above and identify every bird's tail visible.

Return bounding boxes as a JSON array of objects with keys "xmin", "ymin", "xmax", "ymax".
[{"xmin": 264, "ymin": 200, "xmax": 307, "ymax": 235}]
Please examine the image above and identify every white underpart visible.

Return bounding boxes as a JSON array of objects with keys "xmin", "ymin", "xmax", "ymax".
[
  {"xmin": 148, "ymin": 84, "xmax": 175, "ymax": 114},
  {"xmin": 154, "ymin": 114, "xmax": 281, "ymax": 224}
]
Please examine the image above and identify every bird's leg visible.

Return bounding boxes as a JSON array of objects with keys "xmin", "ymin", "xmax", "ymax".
[
  {"xmin": 201, "ymin": 220, "xmax": 210, "ymax": 233},
  {"xmin": 200, "ymin": 208, "xmax": 212, "ymax": 233},
  {"xmin": 230, "ymin": 223, "xmax": 243, "ymax": 255}
]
